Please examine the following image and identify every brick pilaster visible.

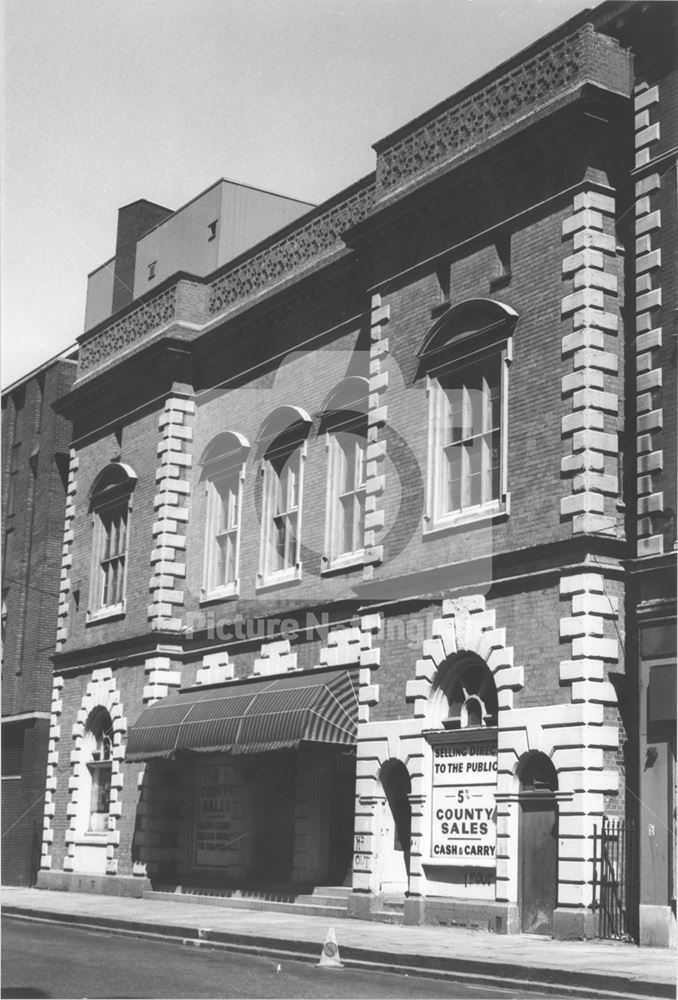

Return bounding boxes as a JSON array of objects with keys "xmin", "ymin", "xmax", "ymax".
[
  {"xmin": 634, "ymin": 81, "xmax": 665, "ymax": 556},
  {"xmin": 40, "ymin": 675, "xmax": 64, "ymax": 870},
  {"xmin": 55, "ymin": 449, "xmax": 78, "ymax": 650},
  {"xmin": 148, "ymin": 395, "xmax": 195, "ymax": 630},
  {"xmin": 560, "ymin": 191, "xmax": 622, "ymax": 537},
  {"xmin": 363, "ymin": 294, "xmax": 390, "ymax": 579}
]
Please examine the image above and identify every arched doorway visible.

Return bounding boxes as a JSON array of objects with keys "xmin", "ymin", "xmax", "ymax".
[
  {"xmin": 378, "ymin": 759, "xmax": 411, "ymax": 893},
  {"xmin": 518, "ymin": 752, "xmax": 558, "ymax": 935}
]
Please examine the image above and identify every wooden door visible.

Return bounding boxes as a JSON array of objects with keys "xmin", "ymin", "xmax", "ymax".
[{"xmin": 520, "ymin": 797, "xmax": 558, "ymax": 934}]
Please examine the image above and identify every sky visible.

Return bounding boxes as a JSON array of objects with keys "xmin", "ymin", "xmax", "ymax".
[{"xmin": 1, "ymin": 0, "xmax": 595, "ymax": 389}]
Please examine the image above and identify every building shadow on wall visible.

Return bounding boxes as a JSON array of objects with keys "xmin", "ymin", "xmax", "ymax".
[{"xmin": 132, "ymin": 759, "xmax": 184, "ymax": 888}]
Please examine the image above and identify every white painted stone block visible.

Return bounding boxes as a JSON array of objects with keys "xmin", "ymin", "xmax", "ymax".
[
  {"xmin": 573, "ymin": 268, "xmax": 617, "ymax": 294},
  {"xmin": 562, "ymin": 287, "xmax": 605, "ymax": 315},
  {"xmin": 562, "ymin": 369, "xmax": 604, "ymax": 395},
  {"xmin": 572, "ymin": 388, "xmax": 618, "ymax": 414},
  {"xmin": 571, "ymin": 680, "xmax": 617, "ymax": 704},
  {"xmin": 573, "ymin": 192, "xmax": 615, "ymax": 215},
  {"xmin": 562, "ymin": 209, "xmax": 603, "ymax": 236},
  {"xmin": 635, "ymin": 210, "xmax": 661, "ymax": 236},
  {"xmin": 572, "ymin": 308, "xmax": 618, "ymax": 332},
  {"xmin": 562, "ymin": 328, "xmax": 605, "ymax": 355},
  {"xmin": 572, "ymin": 229, "xmax": 615, "ymax": 253},
  {"xmin": 560, "ymin": 492, "xmax": 605, "ymax": 517},
  {"xmin": 560, "ymin": 613, "xmax": 604, "ymax": 638},
  {"xmin": 559, "ymin": 658, "xmax": 605, "ymax": 682},
  {"xmin": 571, "ymin": 636, "xmax": 618, "ymax": 661}
]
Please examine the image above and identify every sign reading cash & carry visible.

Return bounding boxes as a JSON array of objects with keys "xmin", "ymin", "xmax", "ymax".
[{"xmin": 430, "ymin": 738, "xmax": 497, "ymax": 866}]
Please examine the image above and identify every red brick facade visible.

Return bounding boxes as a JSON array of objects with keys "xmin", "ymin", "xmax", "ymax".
[{"xmin": 25, "ymin": 2, "xmax": 676, "ymax": 943}]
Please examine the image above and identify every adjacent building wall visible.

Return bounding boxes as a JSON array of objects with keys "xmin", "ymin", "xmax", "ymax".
[{"xmin": 1, "ymin": 353, "xmax": 76, "ymax": 885}]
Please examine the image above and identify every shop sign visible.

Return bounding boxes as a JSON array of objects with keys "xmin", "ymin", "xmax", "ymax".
[
  {"xmin": 430, "ymin": 738, "xmax": 497, "ymax": 867},
  {"xmin": 195, "ymin": 764, "xmax": 234, "ymax": 866}
]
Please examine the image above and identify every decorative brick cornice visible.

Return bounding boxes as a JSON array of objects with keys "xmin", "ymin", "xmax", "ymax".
[
  {"xmin": 208, "ymin": 180, "xmax": 375, "ymax": 318},
  {"xmin": 633, "ymin": 82, "xmax": 665, "ymax": 557},
  {"xmin": 560, "ymin": 190, "xmax": 622, "ymax": 537},
  {"xmin": 79, "ymin": 286, "xmax": 178, "ymax": 376},
  {"xmin": 375, "ymin": 24, "xmax": 632, "ymax": 201},
  {"xmin": 55, "ymin": 449, "xmax": 78, "ymax": 651},
  {"xmin": 148, "ymin": 395, "xmax": 195, "ymax": 631}
]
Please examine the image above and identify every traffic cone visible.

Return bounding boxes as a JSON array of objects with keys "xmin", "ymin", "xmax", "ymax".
[{"xmin": 317, "ymin": 925, "xmax": 343, "ymax": 968}]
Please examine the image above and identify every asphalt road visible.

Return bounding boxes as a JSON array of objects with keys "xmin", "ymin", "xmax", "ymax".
[{"xmin": 1, "ymin": 917, "xmax": 550, "ymax": 1000}]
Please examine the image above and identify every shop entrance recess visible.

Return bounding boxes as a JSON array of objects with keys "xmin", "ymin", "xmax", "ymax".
[
  {"xmin": 248, "ymin": 750, "xmax": 296, "ymax": 883},
  {"xmin": 328, "ymin": 750, "xmax": 357, "ymax": 886},
  {"xmin": 518, "ymin": 752, "xmax": 558, "ymax": 935}
]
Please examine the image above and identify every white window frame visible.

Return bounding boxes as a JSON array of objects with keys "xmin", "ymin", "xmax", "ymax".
[
  {"xmin": 87, "ymin": 759, "xmax": 112, "ymax": 833},
  {"xmin": 322, "ymin": 419, "xmax": 366, "ymax": 573},
  {"xmin": 424, "ymin": 340, "xmax": 511, "ymax": 535},
  {"xmin": 76, "ymin": 709, "xmax": 113, "ymax": 838},
  {"xmin": 201, "ymin": 459, "xmax": 245, "ymax": 601},
  {"xmin": 257, "ymin": 439, "xmax": 306, "ymax": 588},
  {"xmin": 87, "ymin": 491, "xmax": 132, "ymax": 622}
]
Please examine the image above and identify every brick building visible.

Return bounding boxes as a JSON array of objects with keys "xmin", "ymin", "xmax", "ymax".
[
  {"xmin": 35, "ymin": 1, "xmax": 675, "ymax": 944},
  {"xmin": 2, "ymin": 349, "xmax": 77, "ymax": 885}
]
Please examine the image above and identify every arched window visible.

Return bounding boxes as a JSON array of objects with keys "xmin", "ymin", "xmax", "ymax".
[
  {"xmin": 84, "ymin": 707, "xmax": 113, "ymax": 834},
  {"xmin": 418, "ymin": 299, "xmax": 516, "ymax": 531},
  {"xmin": 320, "ymin": 377, "xmax": 368, "ymax": 570},
  {"xmin": 200, "ymin": 432, "xmax": 249, "ymax": 598},
  {"xmin": 428, "ymin": 653, "xmax": 498, "ymax": 730},
  {"xmin": 257, "ymin": 407, "xmax": 311, "ymax": 586},
  {"xmin": 88, "ymin": 462, "xmax": 136, "ymax": 619}
]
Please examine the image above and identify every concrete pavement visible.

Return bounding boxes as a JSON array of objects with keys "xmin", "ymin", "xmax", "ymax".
[{"xmin": 2, "ymin": 886, "xmax": 675, "ymax": 998}]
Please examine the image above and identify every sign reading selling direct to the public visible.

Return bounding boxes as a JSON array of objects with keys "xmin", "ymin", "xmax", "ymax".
[
  {"xmin": 430, "ymin": 738, "xmax": 497, "ymax": 867},
  {"xmin": 195, "ymin": 764, "xmax": 234, "ymax": 866}
]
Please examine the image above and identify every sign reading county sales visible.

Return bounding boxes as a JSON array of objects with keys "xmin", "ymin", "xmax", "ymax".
[
  {"xmin": 195, "ymin": 764, "xmax": 233, "ymax": 867},
  {"xmin": 430, "ymin": 739, "xmax": 497, "ymax": 867}
]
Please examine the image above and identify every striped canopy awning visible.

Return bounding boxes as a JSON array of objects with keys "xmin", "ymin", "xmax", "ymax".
[{"xmin": 125, "ymin": 669, "xmax": 358, "ymax": 762}]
